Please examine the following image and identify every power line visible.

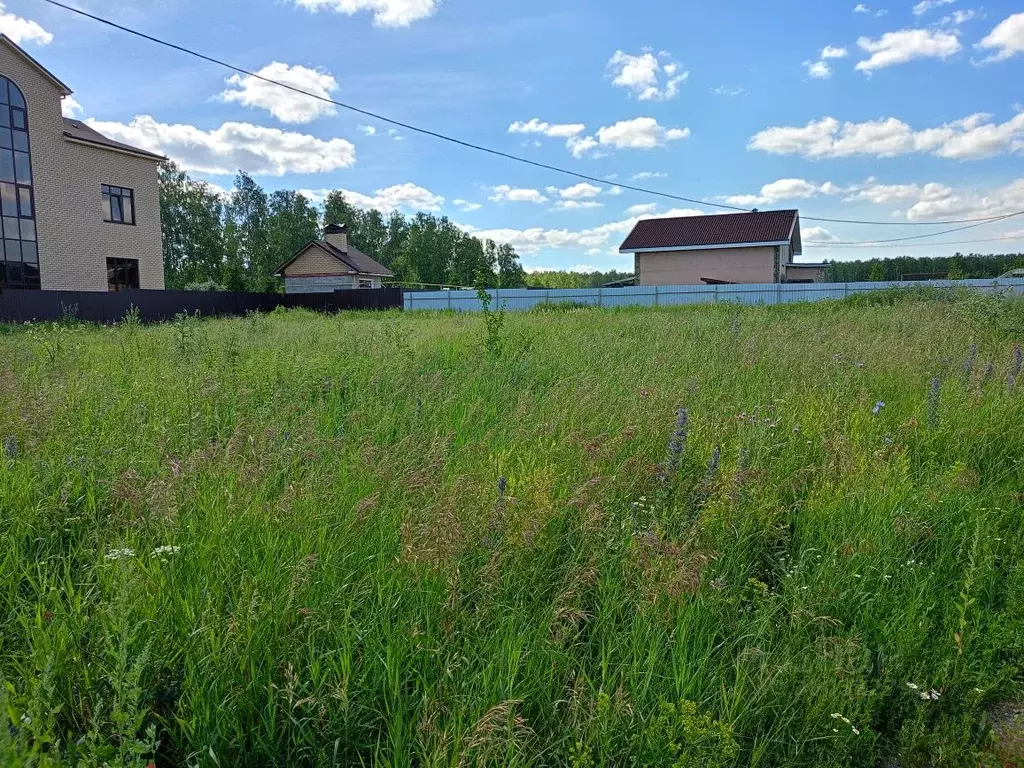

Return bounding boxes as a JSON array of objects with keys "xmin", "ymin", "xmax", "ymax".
[
  {"xmin": 805, "ymin": 211, "xmax": 1024, "ymax": 246},
  {"xmin": 40, "ymin": 0, "xmax": 1024, "ymax": 238},
  {"xmin": 806, "ymin": 232, "xmax": 1024, "ymax": 249}
]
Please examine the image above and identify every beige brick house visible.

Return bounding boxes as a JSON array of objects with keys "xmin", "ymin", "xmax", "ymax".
[
  {"xmin": 274, "ymin": 223, "xmax": 393, "ymax": 293},
  {"xmin": 0, "ymin": 35, "xmax": 165, "ymax": 292},
  {"xmin": 619, "ymin": 209, "xmax": 829, "ymax": 285}
]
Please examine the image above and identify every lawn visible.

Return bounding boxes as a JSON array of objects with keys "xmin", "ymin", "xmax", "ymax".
[{"xmin": 2, "ymin": 293, "xmax": 1023, "ymax": 767}]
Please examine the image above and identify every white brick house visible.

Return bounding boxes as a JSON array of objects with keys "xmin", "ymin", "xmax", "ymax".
[{"xmin": 0, "ymin": 35, "xmax": 165, "ymax": 292}]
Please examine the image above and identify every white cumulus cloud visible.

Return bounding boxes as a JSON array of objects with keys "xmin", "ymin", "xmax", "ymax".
[
  {"xmin": 508, "ymin": 118, "xmax": 587, "ymax": 138},
  {"xmin": 913, "ymin": 0, "xmax": 955, "ymax": 15},
  {"xmin": 855, "ymin": 28, "xmax": 961, "ymax": 71},
  {"xmin": 821, "ymin": 45, "xmax": 849, "ymax": 59},
  {"xmin": 627, "ymin": 203, "xmax": 659, "ymax": 215},
  {"xmin": 976, "ymin": 12, "xmax": 1024, "ymax": 62},
  {"xmin": 0, "ymin": 2, "xmax": 52, "ymax": 45},
  {"xmin": 596, "ymin": 117, "xmax": 690, "ymax": 150},
  {"xmin": 804, "ymin": 60, "xmax": 834, "ymax": 78},
  {"xmin": 748, "ymin": 112, "xmax": 1024, "ymax": 160},
  {"xmin": 342, "ymin": 182, "xmax": 443, "ymax": 212},
  {"xmin": 221, "ymin": 62, "xmax": 338, "ymax": 124},
  {"xmin": 85, "ymin": 116, "xmax": 357, "ymax": 175},
  {"xmin": 803, "ymin": 226, "xmax": 839, "ymax": 243},
  {"xmin": 290, "ymin": 0, "xmax": 438, "ymax": 27},
  {"xmin": 453, "ymin": 198, "xmax": 482, "ymax": 212},
  {"xmin": 547, "ymin": 182, "xmax": 603, "ymax": 200},
  {"xmin": 61, "ymin": 95, "xmax": 82, "ymax": 118},
  {"xmin": 726, "ymin": 178, "xmax": 842, "ymax": 206},
  {"xmin": 631, "ymin": 171, "xmax": 666, "ymax": 181},
  {"xmin": 553, "ymin": 200, "xmax": 604, "ymax": 211},
  {"xmin": 903, "ymin": 178, "xmax": 1024, "ymax": 220},
  {"xmin": 939, "ymin": 9, "xmax": 977, "ymax": 26},
  {"xmin": 489, "ymin": 185, "xmax": 548, "ymax": 204},
  {"xmin": 607, "ymin": 50, "xmax": 689, "ymax": 101},
  {"xmin": 844, "ymin": 178, "xmax": 953, "ymax": 204}
]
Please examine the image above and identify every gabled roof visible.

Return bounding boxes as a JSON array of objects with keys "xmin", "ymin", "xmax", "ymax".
[
  {"xmin": 620, "ymin": 209, "xmax": 801, "ymax": 254},
  {"xmin": 0, "ymin": 34, "xmax": 72, "ymax": 95},
  {"xmin": 273, "ymin": 240, "xmax": 394, "ymax": 278},
  {"xmin": 62, "ymin": 118, "xmax": 166, "ymax": 161}
]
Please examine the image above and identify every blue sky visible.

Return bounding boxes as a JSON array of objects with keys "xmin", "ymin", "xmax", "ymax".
[{"xmin": 5, "ymin": 0, "xmax": 1024, "ymax": 271}]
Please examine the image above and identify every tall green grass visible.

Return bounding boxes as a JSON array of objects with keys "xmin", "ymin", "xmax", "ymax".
[{"xmin": 1, "ymin": 295, "xmax": 1023, "ymax": 767}]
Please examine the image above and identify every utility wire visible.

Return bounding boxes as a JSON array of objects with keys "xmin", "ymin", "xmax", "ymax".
[
  {"xmin": 40, "ymin": 0, "xmax": 1024, "ymax": 240},
  {"xmin": 806, "ymin": 233, "xmax": 1024, "ymax": 249},
  {"xmin": 805, "ymin": 210, "xmax": 1024, "ymax": 246}
]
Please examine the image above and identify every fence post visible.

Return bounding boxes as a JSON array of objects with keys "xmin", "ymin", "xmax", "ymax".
[
  {"xmin": 447, "ymin": 291, "xmax": 452, "ymax": 310},
  {"xmin": 598, "ymin": 288, "xmax": 603, "ymax": 308},
  {"xmin": 714, "ymin": 284, "xmax": 719, "ymax": 304},
  {"xmin": 655, "ymin": 285, "xmax": 660, "ymax": 307}
]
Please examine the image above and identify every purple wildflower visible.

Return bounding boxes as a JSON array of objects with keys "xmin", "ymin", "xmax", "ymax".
[
  {"xmin": 2, "ymin": 435, "xmax": 16, "ymax": 459},
  {"xmin": 703, "ymin": 445, "xmax": 721, "ymax": 483},
  {"xmin": 983, "ymin": 362, "xmax": 995, "ymax": 383},
  {"xmin": 1009, "ymin": 373, "xmax": 1016, "ymax": 391},
  {"xmin": 872, "ymin": 401, "xmax": 885, "ymax": 415},
  {"xmin": 1012, "ymin": 344, "xmax": 1022, "ymax": 377},
  {"xmin": 964, "ymin": 343, "xmax": 978, "ymax": 377},
  {"xmin": 497, "ymin": 476, "xmax": 507, "ymax": 497},
  {"xmin": 927, "ymin": 377, "xmax": 941, "ymax": 429},
  {"xmin": 666, "ymin": 408, "xmax": 689, "ymax": 473}
]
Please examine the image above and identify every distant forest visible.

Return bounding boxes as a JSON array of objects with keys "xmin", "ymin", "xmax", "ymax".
[{"xmin": 825, "ymin": 253, "xmax": 1024, "ymax": 282}]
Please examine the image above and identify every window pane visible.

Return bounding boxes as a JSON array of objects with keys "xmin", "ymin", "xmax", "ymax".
[
  {"xmin": 0, "ymin": 79, "xmax": 8, "ymax": 106},
  {"xmin": 12, "ymin": 130, "xmax": 27, "ymax": 152},
  {"xmin": 21, "ymin": 241, "xmax": 36, "ymax": 264},
  {"xmin": 17, "ymin": 187, "xmax": 31, "ymax": 218},
  {"xmin": 0, "ymin": 130, "xmax": 11, "ymax": 150},
  {"xmin": 101, "ymin": 193, "xmax": 111, "ymax": 221},
  {"xmin": 127, "ymin": 260, "xmax": 139, "ymax": 288},
  {"xmin": 123, "ymin": 197, "xmax": 134, "ymax": 224},
  {"xmin": 3, "ymin": 216, "xmax": 18, "ymax": 239},
  {"xmin": 101, "ymin": 184, "xmax": 110, "ymax": 195},
  {"xmin": 0, "ymin": 150, "xmax": 13, "ymax": 183},
  {"xmin": 14, "ymin": 152, "xmax": 30, "ymax": 184},
  {"xmin": 11, "ymin": 109, "xmax": 25, "ymax": 130},
  {"xmin": 20, "ymin": 219, "xmax": 34, "ymax": 241},
  {"xmin": 7, "ymin": 261, "xmax": 22, "ymax": 284},
  {"xmin": 111, "ymin": 196, "xmax": 123, "ymax": 223},
  {"xmin": 23, "ymin": 262, "xmax": 39, "ymax": 286},
  {"xmin": 9, "ymin": 87, "xmax": 25, "ymax": 110},
  {"xmin": 5, "ymin": 239, "xmax": 20, "ymax": 262},
  {"xmin": 0, "ymin": 111, "xmax": 8, "ymax": 130},
  {"xmin": 1, "ymin": 183, "xmax": 16, "ymax": 217}
]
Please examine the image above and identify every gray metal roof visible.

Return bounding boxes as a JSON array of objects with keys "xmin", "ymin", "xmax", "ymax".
[{"xmin": 62, "ymin": 118, "xmax": 166, "ymax": 161}]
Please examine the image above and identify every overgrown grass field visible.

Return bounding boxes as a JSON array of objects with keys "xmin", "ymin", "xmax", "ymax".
[{"xmin": 2, "ymin": 294, "xmax": 1024, "ymax": 767}]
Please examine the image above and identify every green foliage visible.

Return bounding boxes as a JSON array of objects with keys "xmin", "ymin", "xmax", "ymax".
[
  {"xmin": 2, "ymin": 295, "xmax": 1024, "ymax": 766},
  {"xmin": 827, "ymin": 252, "xmax": 1024, "ymax": 282},
  {"xmin": 475, "ymin": 272, "xmax": 505, "ymax": 357},
  {"xmin": 160, "ymin": 166, "xmax": 528, "ymax": 292},
  {"xmin": 526, "ymin": 269, "xmax": 636, "ymax": 289}
]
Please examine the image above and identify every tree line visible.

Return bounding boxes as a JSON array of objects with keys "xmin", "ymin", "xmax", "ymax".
[
  {"xmin": 825, "ymin": 253, "xmax": 1024, "ymax": 282},
  {"xmin": 159, "ymin": 162, "xmax": 527, "ymax": 292}
]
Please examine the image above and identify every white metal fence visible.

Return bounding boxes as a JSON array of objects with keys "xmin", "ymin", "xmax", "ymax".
[{"xmin": 403, "ymin": 278, "xmax": 1024, "ymax": 312}]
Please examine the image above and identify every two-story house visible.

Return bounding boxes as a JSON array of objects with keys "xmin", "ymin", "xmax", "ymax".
[{"xmin": 0, "ymin": 34, "xmax": 165, "ymax": 292}]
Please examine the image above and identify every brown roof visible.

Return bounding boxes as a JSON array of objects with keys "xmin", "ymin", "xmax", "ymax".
[
  {"xmin": 62, "ymin": 118, "xmax": 166, "ymax": 161},
  {"xmin": 620, "ymin": 209, "xmax": 800, "ymax": 252},
  {"xmin": 273, "ymin": 241, "xmax": 394, "ymax": 278}
]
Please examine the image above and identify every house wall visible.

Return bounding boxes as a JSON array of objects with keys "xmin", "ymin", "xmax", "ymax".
[
  {"xmin": 285, "ymin": 275, "xmax": 382, "ymax": 294},
  {"xmin": 785, "ymin": 265, "xmax": 827, "ymax": 283},
  {"xmin": 636, "ymin": 246, "xmax": 776, "ymax": 286},
  {"xmin": 2, "ymin": 43, "xmax": 164, "ymax": 292},
  {"xmin": 282, "ymin": 245, "xmax": 351, "ymax": 278}
]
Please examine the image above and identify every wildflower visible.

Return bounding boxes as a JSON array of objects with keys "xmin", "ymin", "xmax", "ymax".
[
  {"xmin": 104, "ymin": 548, "xmax": 135, "ymax": 561},
  {"xmin": 2, "ymin": 435, "xmax": 16, "ymax": 459},
  {"xmin": 920, "ymin": 689, "xmax": 941, "ymax": 701},
  {"xmin": 1012, "ymin": 343, "xmax": 1023, "ymax": 377},
  {"xmin": 1010, "ymin": 373, "xmax": 1016, "ymax": 391},
  {"xmin": 855, "ymin": 361, "xmax": 865, "ymax": 369},
  {"xmin": 964, "ymin": 343, "xmax": 978, "ymax": 377},
  {"xmin": 664, "ymin": 407, "xmax": 689, "ymax": 475},
  {"xmin": 851, "ymin": 727, "xmax": 860, "ymax": 736},
  {"xmin": 703, "ymin": 445, "xmax": 721, "ymax": 483},
  {"xmin": 872, "ymin": 401, "xmax": 885, "ymax": 415},
  {"xmin": 497, "ymin": 476, "xmax": 508, "ymax": 497},
  {"xmin": 983, "ymin": 361, "xmax": 995, "ymax": 383},
  {"xmin": 882, "ymin": 436, "xmax": 894, "ymax": 445},
  {"xmin": 927, "ymin": 377, "xmax": 941, "ymax": 429},
  {"xmin": 906, "ymin": 682, "xmax": 919, "ymax": 690},
  {"xmin": 150, "ymin": 546, "xmax": 181, "ymax": 558}
]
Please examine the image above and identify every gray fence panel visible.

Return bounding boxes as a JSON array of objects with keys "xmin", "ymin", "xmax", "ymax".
[{"xmin": 402, "ymin": 279, "xmax": 1024, "ymax": 312}]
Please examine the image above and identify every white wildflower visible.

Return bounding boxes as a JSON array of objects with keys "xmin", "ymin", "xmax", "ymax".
[
  {"xmin": 852, "ymin": 726, "xmax": 860, "ymax": 735},
  {"xmin": 906, "ymin": 682, "xmax": 919, "ymax": 690},
  {"xmin": 104, "ymin": 548, "xmax": 135, "ymax": 561},
  {"xmin": 150, "ymin": 545, "xmax": 182, "ymax": 558}
]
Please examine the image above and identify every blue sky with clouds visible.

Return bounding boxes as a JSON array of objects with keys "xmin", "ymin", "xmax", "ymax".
[{"xmin": 5, "ymin": 0, "xmax": 1024, "ymax": 271}]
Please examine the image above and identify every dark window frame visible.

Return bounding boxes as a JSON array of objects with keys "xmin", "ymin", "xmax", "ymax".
[
  {"xmin": 0, "ymin": 76, "xmax": 38, "ymax": 290},
  {"xmin": 106, "ymin": 257, "xmax": 140, "ymax": 292},
  {"xmin": 101, "ymin": 184, "xmax": 136, "ymax": 226}
]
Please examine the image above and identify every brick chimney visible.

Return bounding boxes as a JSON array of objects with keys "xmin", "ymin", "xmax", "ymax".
[{"xmin": 324, "ymin": 222, "xmax": 348, "ymax": 253}]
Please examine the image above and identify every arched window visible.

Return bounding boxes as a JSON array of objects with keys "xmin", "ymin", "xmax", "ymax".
[{"xmin": 0, "ymin": 76, "xmax": 38, "ymax": 289}]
